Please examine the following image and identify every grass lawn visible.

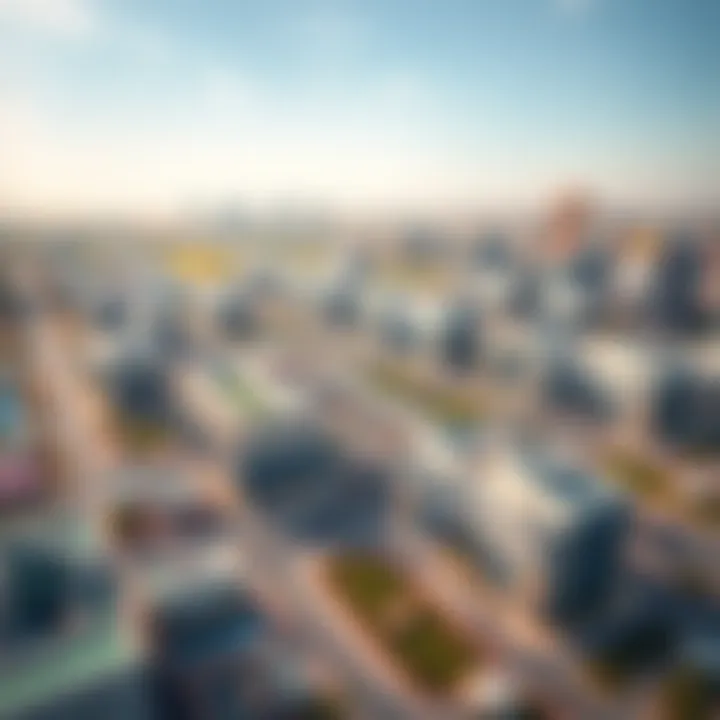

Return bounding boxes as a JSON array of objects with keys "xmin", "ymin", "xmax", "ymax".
[
  {"xmin": 367, "ymin": 360, "xmax": 483, "ymax": 427},
  {"xmin": 214, "ymin": 368, "xmax": 267, "ymax": 419},
  {"xmin": 377, "ymin": 263, "xmax": 451, "ymax": 294},
  {"xmin": 327, "ymin": 553, "xmax": 478, "ymax": 694},
  {"xmin": 660, "ymin": 666, "xmax": 718, "ymax": 720},
  {"xmin": 165, "ymin": 245, "xmax": 242, "ymax": 285},
  {"xmin": 271, "ymin": 242, "xmax": 331, "ymax": 273},
  {"xmin": 602, "ymin": 448, "xmax": 671, "ymax": 502},
  {"xmin": 603, "ymin": 447, "xmax": 720, "ymax": 531},
  {"xmin": 116, "ymin": 417, "xmax": 170, "ymax": 454}
]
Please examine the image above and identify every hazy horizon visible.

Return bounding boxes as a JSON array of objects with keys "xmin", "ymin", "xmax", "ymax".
[{"xmin": 1, "ymin": 0, "xmax": 718, "ymax": 220}]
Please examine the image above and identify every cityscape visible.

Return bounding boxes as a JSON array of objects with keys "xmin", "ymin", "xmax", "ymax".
[{"xmin": 1, "ymin": 1, "xmax": 719, "ymax": 719}]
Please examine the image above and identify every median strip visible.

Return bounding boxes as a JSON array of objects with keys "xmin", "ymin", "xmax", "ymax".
[{"xmin": 325, "ymin": 552, "xmax": 479, "ymax": 695}]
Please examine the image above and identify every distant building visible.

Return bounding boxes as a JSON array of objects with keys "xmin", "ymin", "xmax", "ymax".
[
  {"xmin": 648, "ymin": 234, "xmax": 706, "ymax": 335},
  {"xmin": 507, "ymin": 267, "xmax": 541, "ymax": 321},
  {"xmin": 437, "ymin": 301, "xmax": 482, "ymax": 371},
  {"xmin": 465, "ymin": 443, "xmax": 632, "ymax": 620},
  {"xmin": 651, "ymin": 367, "xmax": 720, "ymax": 453},
  {"xmin": 402, "ymin": 226, "xmax": 444, "ymax": 266},
  {"xmin": 152, "ymin": 307, "xmax": 194, "ymax": 361},
  {"xmin": 320, "ymin": 282, "xmax": 362, "ymax": 329},
  {"xmin": 541, "ymin": 354, "xmax": 613, "ymax": 424},
  {"xmin": 109, "ymin": 350, "xmax": 173, "ymax": 425},
  {"xmin": 565, "ymin": 243, "xmax": 614, "ymax": 327},
  {"xmin": 472, "ymin": 231, "xmax": 513, "ymax": 272},
  {"xmin": 244, "ymin": 266, "xmax": 285, "ymax": 301},
  {"xmin": 92, "ymin": 292, "xmax": 128, "ymax": 332},
  {"xmin": 374, "ymin": 299, "xmax": 421, "ymax": 355},
  {"xmin": 216, "ymin": 290, "xmax": 258, "ymax": 341}
]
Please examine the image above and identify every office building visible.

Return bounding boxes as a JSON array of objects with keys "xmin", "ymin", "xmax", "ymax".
[
  {"xmin": 648, "ymin": 234, "xmax": 706, "ymax": 335},
  {"xmin": 577, "ymin": 335, "xmax": 655, "ymax": 432},
  {"xmin": 651, "ymin": 367, "xmax": 720, "ymax": 453},
  {"xmin": 465, "ymin": 443, "xmax": 632, "ymax": 620},
  {"xmin": 541, "ymin": 354, "xmax": 613, "ymax": 424}
]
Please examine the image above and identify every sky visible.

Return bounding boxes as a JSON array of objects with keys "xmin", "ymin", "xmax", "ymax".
[{"xmin": 0, "ymin": 0, "xmax": 718, "ymax": 218}]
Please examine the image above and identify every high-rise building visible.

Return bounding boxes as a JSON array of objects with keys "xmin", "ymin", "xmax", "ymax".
[
  {"xmin": 648, "ymin": 234, "xmax": 706, "ymax": 335},
  {"xmin": 464, "ymin": 443, "xmax": 632, "ymax": 620},
  {"xmin": 651, "ymin": 367, "xmax": 720, "ymax": 453},
  {"xmin": 541, "ymin": 355, "xmax": 613, "ymax": 424}
]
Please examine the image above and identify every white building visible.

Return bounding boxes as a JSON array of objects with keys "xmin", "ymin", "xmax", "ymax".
[{"xmin": 464, "ymin": 442, "xmax": 632, "ymax": 618}]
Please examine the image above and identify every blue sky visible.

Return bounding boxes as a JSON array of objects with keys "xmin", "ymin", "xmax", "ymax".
[{"xmin": 0, "ymin": 0, "xmax": 718, "ymax": 217}]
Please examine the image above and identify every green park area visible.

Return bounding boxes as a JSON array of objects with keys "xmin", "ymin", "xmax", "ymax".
[
  {"xmin": 602, "ymin": 448, "xmax": 671, "ymax": 503},
  {"xmin": 116, "ymin": 417, "xmax": 170, "ymax": 454},
  {"xmin": 366, "ymin": 360, "xmax": 483, "ymax": 427},
  {"xmin": 376, "ymin": 262, "xmax": 452, "ymax": 294},
  {"xmin": 603, "ymin": 447, "xmax": 720, "ymax": 530},
  {"xmin": 326, "ymin": 552, "xmax": 478, "ymax": 694},
  {"xmin": 214, "ymin": 367, "xmax": 267, "ymax": 419},
  {"xmin": 660, "ymin": 666, "xmax": 719, "ymax": 720}
]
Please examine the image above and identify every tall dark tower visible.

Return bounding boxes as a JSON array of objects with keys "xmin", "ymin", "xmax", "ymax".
[{"xmin": 649, "ymin": 235, "xmax": 705, "ymax": 335}]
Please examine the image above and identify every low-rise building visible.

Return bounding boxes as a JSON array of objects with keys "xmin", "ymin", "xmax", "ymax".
[{"xmin": 0, "ymin": 516, "xmax": 151, "ymax": 720}]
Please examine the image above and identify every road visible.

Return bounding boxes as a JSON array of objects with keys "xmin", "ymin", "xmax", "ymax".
[
  {"xmin": 234, "ymin": 498, "xmax": 468, "ymax": 720},
  {"xmin": 387, "ymin": 512, "xmax": 655, "ymax": 720},
  {"xmin": 30, "ymin": 302, "xmax": 462, "ymax": 720}
]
